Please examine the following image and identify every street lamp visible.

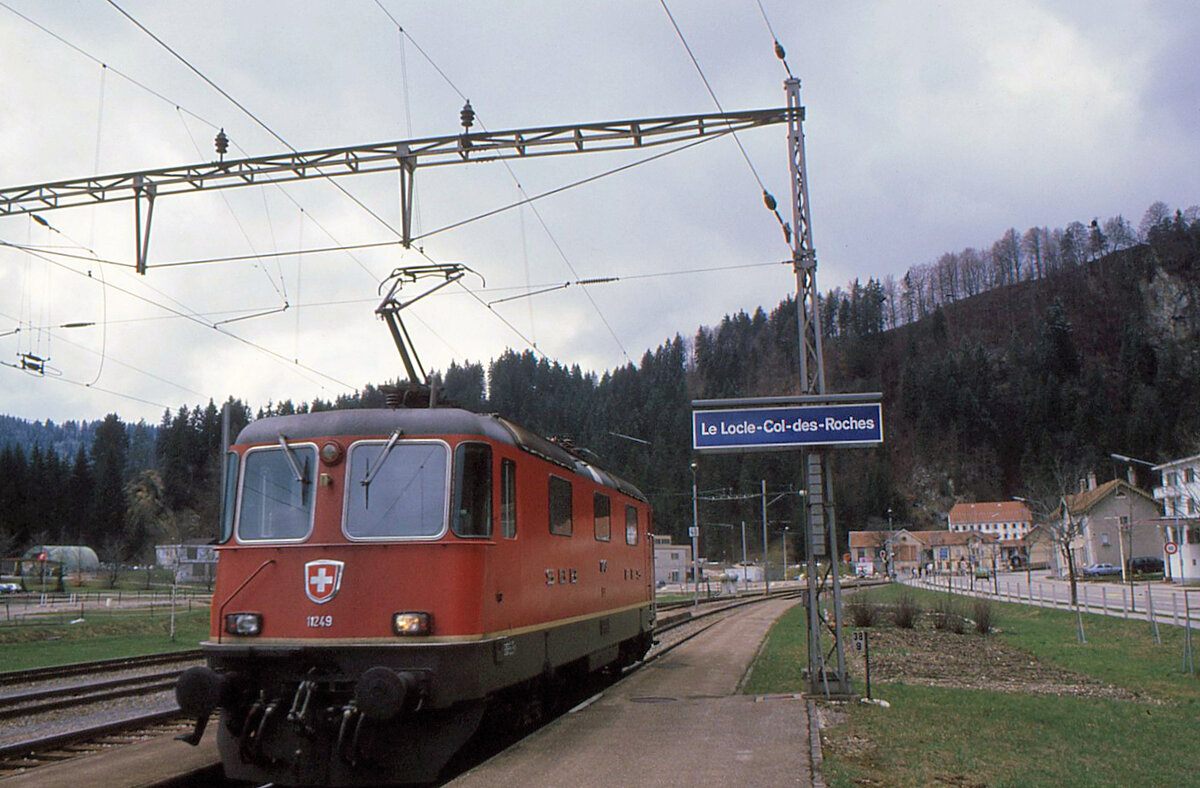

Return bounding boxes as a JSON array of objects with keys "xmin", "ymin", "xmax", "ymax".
[
  {"xmin": 782, "ymin": 526, "xmax": 789, "ymax": 583},
  {"xmin": 690, "ymin": 461, "xmax": 700, "ymax": 607},
  {"xmin": 1012, "ymin": 496, "xmax": 1038, "ymax": 592},
  {"xmin": 1111, "ymin": 453, "xmax": 1161, "ymax": 587},
  {"xmin": 886, "ymin": 507, "xmax": 894, "ymax": 580}
]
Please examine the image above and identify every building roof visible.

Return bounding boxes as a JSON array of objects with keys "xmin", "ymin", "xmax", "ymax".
[
  {"xmin": 948, "ymin": 501, "xmax": 1031, "ymax": 525},
  {"xmin": 909, "ymin": 530, "xmax": 998, "ymax": 547},
  {"xmin": 1153, "ymin": 453, "xmax": 1200, "ymax": 471},
  {"xmin": 847, "ymin": 529, "xmax": 923, "ymax": 548},
  {"xmin": 1063, "ymin": 478, "xmax": 1157, "ymax": 516}
]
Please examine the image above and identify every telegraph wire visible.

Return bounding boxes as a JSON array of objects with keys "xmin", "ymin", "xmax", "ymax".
[
  {"xmin": 658, "ymin": 0, "xmax": 791, "ymax": 244},
  {"xmin": 87, "ymin": 62, "xmax": 110, "ymax": 387},
  {"xmin": 372, "ymin": 6, "xmax": 635, "ymax": 363},
  {"xmin": 176, "ymin": 107, "xmax": 289, "ymax": 304},
  {"xmin": 409, "ymin": 134, "xmax": 727, "ymax": 244},
  {"xmin": 0, "ymin": 1, "xmax": 217, "ymax": 130},
  {"xmin": 6, "ymin": 1, "xmax": 387, "ymax": 288},
  {"xmin": 454, "ymin": 281, "xmax": 548, "ymax": 362},
  {"xmin": 105, "ymin": 0, "xmax": 406, "ymax": 269},
  {"xmin": 6, "ymin": 239, "xmax": 786, "ymax": 300},
  {"xmin": 4, "ymin": 242, "xmax": 355, "ymax": 392},
  {"xmin": 0, "ymin": 304, "xmax": 206, "ymax": 395},
  {"xmin": 754, "ymin": 0, "xmax": 794, "ymax": 77}
]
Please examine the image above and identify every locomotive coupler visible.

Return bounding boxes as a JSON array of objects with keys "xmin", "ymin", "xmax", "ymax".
[
  {"xmin": 175, "ymin": 712, "xmax": 209, "ymax": 746},
  {"xmin": 335, "ymin": 705, "xmax": 367, "ymax": 767},
  {"xmin": 286, "ymin": 679, "xmax": 318, "ymax": 734}
]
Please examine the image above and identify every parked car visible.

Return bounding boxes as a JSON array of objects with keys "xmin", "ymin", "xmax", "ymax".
[
  {"xmin": 1082, "ymin": 562, "xmax": 1121, "ymax": 577},
  {"xmin": 1127, "ymin": 556, "xmax": 1164, "ymax": 575},
  {"xmin": 0, "ymin": 582, "xmax": 21, "ymax": 594}
]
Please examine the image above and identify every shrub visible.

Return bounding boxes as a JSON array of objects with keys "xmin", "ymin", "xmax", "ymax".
[
  {"xmin": 891, "ymin": 592, "xmax": 920, "ymax": 629},
  {"xmin": 846, "ymin": 599, "xmax": 879, "ymax": 627},
  {"xmin": 932, "ymin": 598, "xmax": 965, "ymax": 634},
  {"xmin": 972, "ymin": 599, "xmax": 994, "ymax": 635}
]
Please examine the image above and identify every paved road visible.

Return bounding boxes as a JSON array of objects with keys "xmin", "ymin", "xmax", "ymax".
[{"xmin": 906, "ymin": 571, "xmax": 1200, "ymax": 627}]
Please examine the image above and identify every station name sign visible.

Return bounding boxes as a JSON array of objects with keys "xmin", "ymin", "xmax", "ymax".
[{"xmin": 692, "ymin": 402, "xmax": 883, "ymax": 452}]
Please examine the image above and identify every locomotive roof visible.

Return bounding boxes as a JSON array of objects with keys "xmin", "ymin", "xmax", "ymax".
[{"xmin": 236, "ymin": 407, "xmax": 647, "ymax": 502}]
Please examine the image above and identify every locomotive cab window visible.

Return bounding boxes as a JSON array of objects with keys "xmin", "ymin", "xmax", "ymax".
[
  {"xmin": 501, "ymin": 458, "xmax": 517, "ymax": 538},
  {"xmin": 220, "ymin": 451, "xmax": 239, "ymax": 543},
  {"xmin": 238, "ymin": 444, "xmax": 316, "ymax": 542},
  {"xmin": 453, "ymin": 442, "xmax": 492, "ymax": 537},
  {"xmin": 549, "ymin": 475, "xmax": 573, "ymax": 536},
  {"xmin": 626, "ymin": 504, "xmax": 639, "ymax": 546},
  {"xmin": 594, "ymin": 493, "xmax": 611, "ymax": 541},
  {"xmin": 345, "ymin": 440, "xmax": 449, "ymax": 539}
]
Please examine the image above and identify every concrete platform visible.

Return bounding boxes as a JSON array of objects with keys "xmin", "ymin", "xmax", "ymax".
[
  {"xmin": 1, "ymin": 730, "xmax": 220, "ymax": 788},
  {"xmin": 449, "ymin": 597, "xmax": 815, "ymax": 788}
]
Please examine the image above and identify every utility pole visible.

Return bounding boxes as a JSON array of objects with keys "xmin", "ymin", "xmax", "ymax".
[{"xmin": 786, "ymin": 75, "xmax": 850, "ymax": 697}]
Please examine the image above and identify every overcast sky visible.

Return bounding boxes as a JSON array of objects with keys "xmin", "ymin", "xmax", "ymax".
[{"xmin": 1, "ymin": 1, "xmax": 1196, "ymax": 426}]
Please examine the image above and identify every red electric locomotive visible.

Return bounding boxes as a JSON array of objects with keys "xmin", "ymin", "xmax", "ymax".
[{"xmin": 176, "ymin": 405, "xmax": 655, "ymax": 786}]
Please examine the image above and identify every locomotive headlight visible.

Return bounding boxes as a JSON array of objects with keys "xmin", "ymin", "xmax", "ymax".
[
  {"xmin": 224, "ymin": 612, "xmax": 263, "ymax": 636},
  {"xmin": 320, "ymin": 440, "xmax": 344, "ymax": 465},
  {"xmin": 392, "ymin": 612, "xmax": 431, "ymax": 636}
]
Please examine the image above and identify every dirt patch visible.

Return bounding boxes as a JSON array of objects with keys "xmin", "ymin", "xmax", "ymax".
[{"xmin": 847, "ymin": 624, "xmax": 1147, "ymax": 701}]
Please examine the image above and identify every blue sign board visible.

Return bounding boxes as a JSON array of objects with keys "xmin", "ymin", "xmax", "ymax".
[{"xmin": 692, "ymin": 402, "xmax": 883, "ymax": 452}]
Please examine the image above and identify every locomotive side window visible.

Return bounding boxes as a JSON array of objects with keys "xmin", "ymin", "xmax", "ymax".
[
  {"xmin": 345, "ymin": 441, "xmax": 449, "ymax": 539},
  {"xmin": 452, "ymin": 442, "xmax": 492, "ymax": 537},
  {"xmin": 238, "ymin": 445, "xmax": 316, "ymax": 542},
  {"xmin": 626, "ymin": 504, "xmax": 639, "ymax": 546},
  {"xmin": 549, "ymin": 475, "xmax": 573, "ymax": 536},
  {"xmin": 593, "ymin": 493, "xmax": 611, "ymax": 542},
  {"xmin": 220, "ymin": 451, "xmax": 239, "ymax": 543},
  {"xmin": 501, "ymin": 458, "xmax": 517, "ymax": 538}
]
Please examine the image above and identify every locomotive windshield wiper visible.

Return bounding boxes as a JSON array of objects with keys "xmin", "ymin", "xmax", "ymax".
[
  {"xmin": 277, "ymin": 435, "xmax": 309, "ymax": 484},
  {"xmin": 360, "ymin": 430, "xmax": 402, "ymax": 506}
]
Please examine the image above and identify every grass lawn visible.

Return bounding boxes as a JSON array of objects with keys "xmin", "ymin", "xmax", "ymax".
[
  {"xmin": 0, "ymin": 609, "xmax": 210, "ymax": 671},
  {"xmin": 745, "ymin": 584, "xmax": 1200, "ymax": 787}
]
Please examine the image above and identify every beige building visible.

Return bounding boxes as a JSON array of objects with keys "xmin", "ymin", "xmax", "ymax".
[
  {"xmin": 652, "ymin": 534, "xmax": 692, "ymax": 586},
  {"xmin": 1061, "ymin": 476, "xmax": 1162, "ymax": 576}
]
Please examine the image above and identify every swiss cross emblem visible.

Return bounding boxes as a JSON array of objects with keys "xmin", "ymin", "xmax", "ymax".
[{"xmin": 304, "ymin": 560, "xmax": 344, "ymax": 604}]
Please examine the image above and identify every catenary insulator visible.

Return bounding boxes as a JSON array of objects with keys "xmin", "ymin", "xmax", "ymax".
[
  {"xmin": 215, "ymin": 128, "xmax": 229, "ymax": 156},
  {"xmin": 763, "ymin": 190, "xmax": 778, "ymax": 211},
  {"xmin": 460, "ymin": 101, "xmax": 475, "ymax": 130}
]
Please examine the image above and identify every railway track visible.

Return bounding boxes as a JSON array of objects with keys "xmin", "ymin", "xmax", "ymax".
[
  {"xmin": 0, "ymin": 710, "xmax": 190, "ymax": 777},
  {"xmin": 0, "ymin": 651, "xmax": 204, "ymax": 779},
  {"xmin": 0, "ymin": 650, "xmax": 203, "ymax": 687},
  {"xmin": 0, "ymin": 586, "xmax": 876, "ymax": 784}
]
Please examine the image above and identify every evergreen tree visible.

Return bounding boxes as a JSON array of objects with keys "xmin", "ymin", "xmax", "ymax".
[{"xmin": 91, "ymin": 414, "xmax": 129, "ymax": 552}]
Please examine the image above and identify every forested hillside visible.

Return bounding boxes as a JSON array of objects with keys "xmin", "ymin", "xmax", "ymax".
[{"xmin": 2, "ymin": 203, "xmax": 1198, "ymax": 566}]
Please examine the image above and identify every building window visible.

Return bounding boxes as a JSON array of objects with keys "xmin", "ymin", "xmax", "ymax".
[
  {"xmin": 1186, "ymin": 468, "xmax": 1196, "ymax": 483},
  {"xmin": 1167, "ymin": 471, "xmax": 1179, "ymax": 486},
  {"xmin": 1100, "ymin": 533, "xmax": 1110, "ymax": 547},
  {"xmin": 1190, "ymin": 498, "xmax": 1198, "ymax": 517},
  {"xmin": 625, "ymin": 505, "xmax": 639, "ymax": 546}
]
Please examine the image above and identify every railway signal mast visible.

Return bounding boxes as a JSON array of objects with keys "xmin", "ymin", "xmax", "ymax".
[{"xmin": 784, "ymin": 75, "xmax": 852, "ymax": 697}]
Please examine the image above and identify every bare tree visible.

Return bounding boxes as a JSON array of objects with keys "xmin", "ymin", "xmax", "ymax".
[
  {"xmin": 1021, "ymin": 459, "xmax": 1092, "ymax": 643},
  {"xmin": 1021, "ymin": 227, "xmax": 1043, "ymax": 281},
  {"xmin": 1139, "ymin": 201, "xmax": 1172, "ymax": 241}
]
